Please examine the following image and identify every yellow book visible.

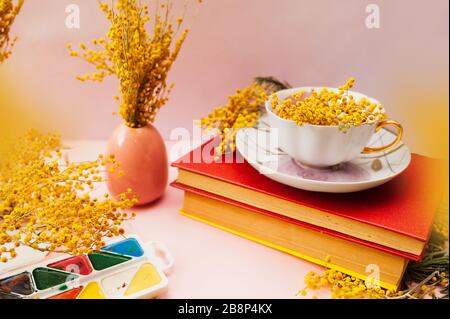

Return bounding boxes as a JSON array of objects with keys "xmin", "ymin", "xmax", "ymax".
[{"xmin": 180, "ymin": 189, "xmax": 409, "ymax": 291}]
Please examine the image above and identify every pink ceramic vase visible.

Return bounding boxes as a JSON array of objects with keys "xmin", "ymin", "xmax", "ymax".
[{"xmin": 106, "ymin": 123, "xmax": 168, "ymax": 206}]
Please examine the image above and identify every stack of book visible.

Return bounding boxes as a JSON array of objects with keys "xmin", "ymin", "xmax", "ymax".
[{"xmin": 171, "ymin": 141, "xmax": 445, "ymax": 291}]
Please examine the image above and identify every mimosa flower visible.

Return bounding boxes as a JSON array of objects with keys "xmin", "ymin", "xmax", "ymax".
[
  {"xmin": 69, "ymin": 0, "xmax": 201, "ymax": 128},
  {"xmin": 0, "ymin": 130, "xmax": 138, "ymax": 261},
  {"xmin": 0, "ymin": 0, "xmax": 23, "ymax": 63},
  {"xmin": 272, "ymin": 78, "xmax": 387, "ymax": 131}
]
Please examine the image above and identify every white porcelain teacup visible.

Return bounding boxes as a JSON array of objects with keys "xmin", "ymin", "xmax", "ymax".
[{"xmin": 266, "ymin": 87, "xmax": 403, "ymax": 168}]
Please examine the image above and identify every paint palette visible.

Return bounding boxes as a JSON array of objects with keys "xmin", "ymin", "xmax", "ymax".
[{"xmin": 0, "ymin": 236, "xmax": 173, "ymax": 299}]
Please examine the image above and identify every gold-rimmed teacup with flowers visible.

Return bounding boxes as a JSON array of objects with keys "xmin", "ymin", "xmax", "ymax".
[{"xmin": 265, "ymin": 80, "xmax": 403, "ymax": 168}]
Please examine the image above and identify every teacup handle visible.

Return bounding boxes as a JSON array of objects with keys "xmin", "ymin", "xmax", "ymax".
[{"xmin": 362, "ymin": 120, "xmax": 403, "ymax": 154}]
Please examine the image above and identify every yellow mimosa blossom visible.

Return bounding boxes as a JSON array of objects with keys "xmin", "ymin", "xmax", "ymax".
[
  {"xmin": 272, "ymin": 78, "xmax": 387, "ymax": 131},
  {"xmin": 69, "ymin": 0, "xmax": 200, "ymax": 128},
  {"xmin": 300, "ymin": 269, "xmax": 391, "ymax": 299},
  {"xmin": 0, "ymin": 0, "xmax": 23, "ymax": 63},
  {"xmin": 0, "ymin": 130, "xmax": 138, "ymax": 262},
  {"xmin": 201, "ymin": 83, "xmax": 268, "ymax": 157},
  {"xmin": 201, "ymin": 77, "xmax": 290, "ymax": 157}
]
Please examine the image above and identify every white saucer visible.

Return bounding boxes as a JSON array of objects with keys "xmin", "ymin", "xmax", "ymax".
[{"xmin": 235, "ymin": 115, "xmax": 411, "ymax": 193}]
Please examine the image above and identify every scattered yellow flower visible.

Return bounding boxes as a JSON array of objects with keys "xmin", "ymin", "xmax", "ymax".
[
  {"xmin": 301, "ymin": 268, "xmax": 392, "ymax": 299},
  {"xmin": 0, "ymin": 130, "xmax": 138, "ymax": 262}
]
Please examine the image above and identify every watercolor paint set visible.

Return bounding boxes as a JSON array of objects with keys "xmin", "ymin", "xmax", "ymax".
[{"xmin": 0, "ymin": 236, "xmax": 173, "ymax": 299}]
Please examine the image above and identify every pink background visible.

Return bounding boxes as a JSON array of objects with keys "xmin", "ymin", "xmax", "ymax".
[
  {"xmin": 0, "ymin": 1, "xmax": 448, "ymax": 299},
  {"xmin": 0, "ymin": 0, "xmax": 448, "ymax": 158}
]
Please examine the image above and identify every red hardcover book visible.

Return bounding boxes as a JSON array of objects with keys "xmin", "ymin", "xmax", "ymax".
[
  {"xmin": 172, "ymin": 181, "xmax": 420, "ymax": 261},
  {"xmin": 172, "ymin": 141, "xmax": 447, "ymax": 259}
]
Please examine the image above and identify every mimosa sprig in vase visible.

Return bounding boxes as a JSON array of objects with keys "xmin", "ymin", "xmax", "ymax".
[
  {"xmin": 0, "ymin": 0, "xmax": 24, "ymax": 63},
  {"xmin": 69, "ymin": 0, "xmax": 200, "ymax": 205}
]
